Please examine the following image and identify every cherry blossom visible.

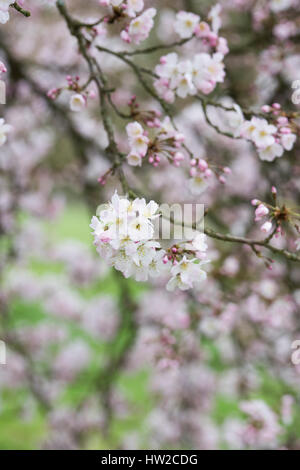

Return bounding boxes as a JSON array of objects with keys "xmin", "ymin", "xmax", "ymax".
[
  {"xmin": 70, "ymin": 93, "xmax": 86, "ymax": 112},
  {"xmin": 123, "ymin": 8, "xmax": 156, "ymax": 45},
  {"xmin": 0, "ymin": 118, "xmax": 12, "ymax": 146},
  {"xmin": 0, "ymin": 0, "xmax": 11, "ymax": 24},
  {"xmin": 174, "ymin": 11, "xmax": 200, "ymax": 39}
]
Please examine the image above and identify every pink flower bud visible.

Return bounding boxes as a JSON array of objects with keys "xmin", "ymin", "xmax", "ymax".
[
  {"xmin": 120, "ymin": 30, "xmax": 131, "ymax": 43},
  {"xmin": 261, "ymin": 105, "xmax": 271, "ymax": 113},
  {"xmin": 277, "ymin": 116, "xmax": 288, "ymax": 126},
  {"xmin": 204, "ymin": 168, "xmax": 213, "ymax": 178},
  {"xmin": 208, "ymin": 32, "xmax": 218, "ymax": 47},
  {"xmin": 198, "ymin": 159, "xmax": 208, "ymax": 171},
  {"xmin": 175, "ymin": 133, "xmax": 185, "ymax": 143},
  {"xmin": 0, "ymin": 61, "xmax": 7, "ymax": 74},
  {"xmin": 174, "ymin": 152, "xmax": 185, "ymax": 162},
  {"xmin": 98, "ymin": 177, "xmax": 106, "ymax": 185},
  {"xmin": 251, "ymin": 199, "xmax": 259, "ymax": 206},
  {"xmin": 280, "ymin": 127, "xmax": 291, "ymax": 134},
  {"xmin": 255, "ymin": 204, "xmax": 269, "ymax": 221},
  {"xmin": 261, "ymin": 221, "xmax": 272, "ymax": 233},
  {"xmin": 200, "ymin": 81, "xmax": 215, "ymax": 95}
]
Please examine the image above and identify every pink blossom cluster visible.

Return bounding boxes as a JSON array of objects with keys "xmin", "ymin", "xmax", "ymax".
[
  {"xmin": 240, "ymin": 105, "xmax": 297, "ymax": 162},
  {"xmin": 154, "ymin": 6, "xmax": 228, "ymax": 101},
  {"xmin": 99, "ymin": 0, "xmax": 157, "ymax": 45},
  {"xmin": 189, "ymin": 157, "xmax": 231, "ymax": 195},
  {"xmin": 125, "ymin": 117, "xmax": 185, "ymax": 168},
  {"xmin": 47, "ymin": 75, "xmax": 97, "ymax": 112}
]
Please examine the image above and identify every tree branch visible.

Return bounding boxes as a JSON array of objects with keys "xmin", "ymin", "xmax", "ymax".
[{"xmin": 10, "ymin": 1, "xmax": 31, "ymax": 17}]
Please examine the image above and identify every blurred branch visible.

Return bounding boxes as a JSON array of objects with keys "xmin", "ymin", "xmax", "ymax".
[
  {"xmin": 56, "ymin": 0, "xmax": 131, "ymax": 195},
  {"xmin": 204, "ymin": 227, "xmax": 300, "ymax": 263},
  {"xmin": 121, "ymin": 36, "xmax": 193, "ymax": 56}
]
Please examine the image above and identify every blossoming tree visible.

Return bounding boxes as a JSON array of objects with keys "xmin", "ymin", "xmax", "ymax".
[{"xmin": 0, "ymin": 0, "xmax": 300, "ymax": 450}]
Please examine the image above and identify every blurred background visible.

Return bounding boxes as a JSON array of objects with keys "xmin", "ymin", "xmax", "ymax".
[{"xmin": 0, "ymin": 0, "xmax": 300, "ymax": 450}]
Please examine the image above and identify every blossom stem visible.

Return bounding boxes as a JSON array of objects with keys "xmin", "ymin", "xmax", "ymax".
[{"xmin": 10, "ymin": 2, "xmax": 31, "ymax": 17}]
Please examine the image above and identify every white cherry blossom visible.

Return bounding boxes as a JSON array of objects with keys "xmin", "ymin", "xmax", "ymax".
[
  {"xmin": 208, "ymin": 4, "xmax": 222, "ymax": 34},
  {"xmin": 174, "ymin": 11, "xmax": 200, "ymax": 39},
  {"xmin": 70, "ymin": 94, "xmax": 86, "ymax": 112},
  {"xmin": 281, "ymin": 133, "xmax": 296, "ymax": 151},
  {"xmin": 270, "ymin": 0, "xmax": 293, "ymax": 13},
  {"xmin": 251, "ymin": 119, "xmax": 277, "ymax": 148},
  {"xmin": 0, "ymin": 0, "xmax": 11, "ymax": 25},
  {"xmin": 0, "ymin": 118, "xmax": 12, "ymax": 146},
  {"xmin": 127, "ymin": 0, "xmax": 144, "ymax": 18},
  {"xmin": 127, "ymin": 8, "xmax": 157, "ymax": 44},
  {"xmin": 167, "ymin": 256, "xmax": 208, "ymax": 291},
  {"xmin": 258, "ymin": 142, "xmax": 284, "ymax": 161}
]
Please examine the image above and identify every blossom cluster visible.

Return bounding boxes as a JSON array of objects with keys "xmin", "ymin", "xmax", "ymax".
[
  {"xmin": 154, "ymin": 52, "xmax": 226, "ymax": 102},
  {"xmin": 174, "ymin": 5, "xmax": 223, "ymax": 40},
  {"xmin": 90, "ymin": 192, "xmax": 166, "ymax": 282},
  {"xmin": 154, "ymin": 6, "xmax": 228, "ymax": 101},
  {"xmin": 240, "ymin": 106, "xmax": 297, "ymax": 161},
  {"xmin": 188, "ymin": 157, "xmax": 231, "ymax": 195},
  {"xmin": 251, "ymin": 186, "xmax": 300, "ymax": 241},
  {"xmin": 47, "ymin": 75, "xmax": 97, "ymax": 112},
  {"xmin": 90, "ymin": 192, "xmax": 209, "ymax": 290},
  {"xmin": 99, "ymin": 0, "xmax": 156, "ymax": 45},
  {"xmin": 120, "ymin": 7, "xmax": 156, "ymax": 45},
  {"xmin": 125, "ymin": 117, "xmax": 185, "ymax": 168},
  {"xmin": 253, "ymin": 200, "xmax": 274, "ymax": 234}
]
